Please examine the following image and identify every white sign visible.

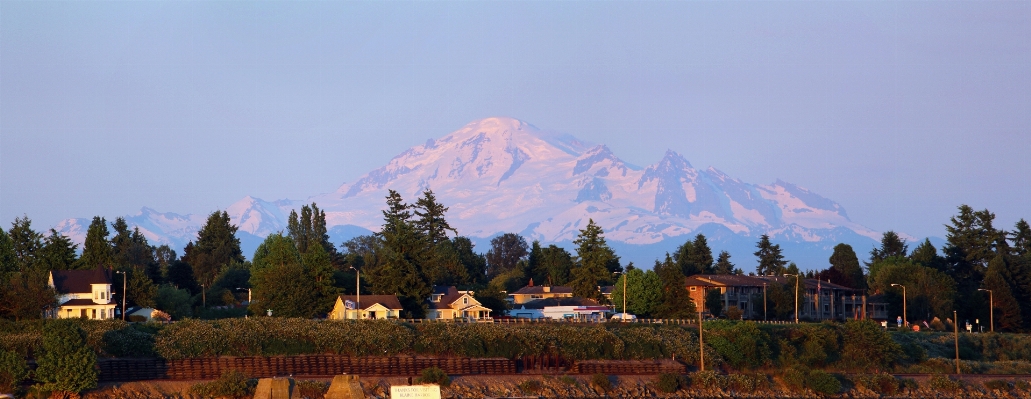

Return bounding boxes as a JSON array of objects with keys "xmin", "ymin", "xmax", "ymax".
[
  {"xmin": 390, "ymin": 385, "xmax": 441, "ymax": 399},
  {"xmin": 344, "ymin": 299, "xmax": 357, "ymax": 310}
]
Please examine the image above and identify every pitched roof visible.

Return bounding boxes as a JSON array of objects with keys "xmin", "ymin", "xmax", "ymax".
[
  {"xmin": 428, "ymin": 286, "xmax": 477, "ymax": 310},
  {"xmin": 510, "ymin": 285, "xmax": 573, "ymax": 295},
  {"xmin": 51, "ymin": 267, "xmax": 112, "ymax": 294},
  {"xmin": 337, "ymin": 295, "xmax": 403, "ymax": 310},
  {"xmin": 59, "ymin": 298, "xmax": 110, "ymax": 307}
]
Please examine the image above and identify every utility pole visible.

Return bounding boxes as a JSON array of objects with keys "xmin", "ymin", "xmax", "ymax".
[
  {"xmin": 698, "ymin": 310, "xmax": 704, "ymax": 371},
  {"xmin": 978, "ymin": 289, "xmax": 994, "ymax": 333},
  {"xmin": 115, "ymin": 270, "xmax": 126, "ymax": 320},
  {"xmin": 954, "ymin": 310, "xmax": 960, "ymax": 374},
  {"xmin": 350, "ymin": 266, "xmax": 361, "ymax": 319}
]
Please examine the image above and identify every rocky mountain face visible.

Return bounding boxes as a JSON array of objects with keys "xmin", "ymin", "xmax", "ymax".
[{"xmin": 56, "ymin": 117, "xmax": 881, "ymax": 269}]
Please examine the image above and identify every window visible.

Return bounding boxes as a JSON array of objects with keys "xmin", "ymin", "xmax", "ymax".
[
  {"xmin": 690, "ymin": 287, "xmax": 696, "ymax": 291},
  {"xmin": 463, "ymin": 297, "xmax": 469, "ymax": 305},
  {"xmin": 101, "ymin": 292, "xmax": 106, "ymax": 300},
  {"xmin": 101, "ymin": 309, "xmax": 106, "ymax": 319}
]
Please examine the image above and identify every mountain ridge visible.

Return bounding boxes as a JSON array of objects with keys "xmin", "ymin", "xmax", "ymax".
[{"xmin": 55, "ymin": 117, "xmax": 887, "ymax": 269}]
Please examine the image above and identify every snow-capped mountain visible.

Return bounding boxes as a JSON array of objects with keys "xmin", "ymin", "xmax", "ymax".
[{"xmin": 55, "ymin": 117, "xmax": 882, "ymax": 268}]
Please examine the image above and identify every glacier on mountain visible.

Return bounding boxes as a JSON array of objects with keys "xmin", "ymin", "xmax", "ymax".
[{"xmin": 55, "ymin": 117, "xmax": 883, "ymax": 269}]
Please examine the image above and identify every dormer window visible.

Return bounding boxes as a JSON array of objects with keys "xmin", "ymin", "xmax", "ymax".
[
  {"xmin": 101, "ymin": 292, "xmax": 106, "ymax": 300},
  {"xmin": 431, "ymin": 294, "xmax": 442, "ymax": 302}
]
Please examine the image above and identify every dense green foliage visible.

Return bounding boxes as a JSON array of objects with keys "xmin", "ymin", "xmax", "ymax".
[
  {"xmin": 418, "ymin": 366, "xmax": 450, "ymax": 386},
  {"xmin": 0, "ymin": 349, "xmax": 28, "ymax": 394},
  {"xmin": 189, "ymin": 369, "xmax": 255, "ymax": 398},
  {"xmin": 34, "ymin": 320, "xmax": 97, "ymax": 394},
  {"xmin": 569, "ymin": 219, "xmax": 620, "ymax": 301}
]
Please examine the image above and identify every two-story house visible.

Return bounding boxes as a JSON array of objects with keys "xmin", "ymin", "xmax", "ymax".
[
  {"xmin": 426, "ymin": 286, "xmax": 492, "ymax": 320},
  {"xmin": 48, "ymin": 267, "xmax": 117, "ymax": 320},
  {"xmin": 508, "ymin": 284, "xmax": 574, "ymax": 305}
]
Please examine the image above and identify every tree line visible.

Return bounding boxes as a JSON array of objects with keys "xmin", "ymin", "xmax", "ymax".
[{"xmin": 1, "ymin": 200, "xmax": 1028, "ymax": 331}]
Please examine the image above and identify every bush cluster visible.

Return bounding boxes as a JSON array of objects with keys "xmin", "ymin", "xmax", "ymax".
[
  {"xmin": 0, "ymin": 349, "xmax": 28, "ymax": 394},
  {"xmin": 926, "ymin": 374, "xmax": 962, "ymax": 392},
  {"xmin": 189, "ymin": 369, "xmax": 255, "ymax": 399},
  {"xmin": 780, "ymin": 366, "xmax": 840, "ymax": 395},
  {"xmin": 295, "ymin": 379, "xmax": 329, "ymax": 398},
  {"xmin": 852, "ymin": 373, "xmax": 900, "ymax": 395},
  {"xmin": 652, "ymin": 373, "xmax": 683, "ymax": 393},
  {"xmin": 590, "ymin": 373, "xmax": 612, "ymax": 391},
  {"xmin": 417, "ymin": 366, "xmax": 449, "ymax": 387}
]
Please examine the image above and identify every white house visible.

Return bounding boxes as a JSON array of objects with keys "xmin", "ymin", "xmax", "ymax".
[
  {"xmin": 329, "ymin": 295, "xmax": 404, "ymax": 320},
  {"xmin": 426, "ymin": 286, "xmax": 492, "ymax": 321},
  {"xmin": 49, "ymin": 267, "xmax": 117, "ymax": 320}
]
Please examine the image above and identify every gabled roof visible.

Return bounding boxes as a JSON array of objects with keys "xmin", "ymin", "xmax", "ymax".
[
  {"xmin": 50, "ymin": 267, "xmax": 112, "ymax": 294},
  {"xmin": 428, "ymin": 286, "xmax": 480, "ymax": 310},
  {"xmin": 337, "ymin": 295, "xmax": 403, "ymax": 310},
  {"xmin": 510, "ymin": 285, "xmax": 573, "ymax": 295},
  {"xmin": 515, "ymin": 297, "xmax": 601, "ymax": 310}
]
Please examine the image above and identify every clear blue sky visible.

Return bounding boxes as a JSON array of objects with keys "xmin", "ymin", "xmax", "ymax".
[{"xmin": 2, "ymin": 1, "xmax": 1029, "ymax": 240}]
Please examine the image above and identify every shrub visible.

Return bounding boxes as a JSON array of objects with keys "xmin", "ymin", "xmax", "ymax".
[
  {"xmin": 781, "ymin": 367, "xmax": 807, "ymax": 392},
  {"xmin": 854, "ymin": 373, "xmax": 899, "ymax": 395},
  {"xmin": 899, "ymin": 377, "xmax": 918, "ymax": 391},
  {"xmin": 34, "ymin": 320, "xmax": 97, "ymax": 395},
  {"xmin": 1015, "ymin": 379, "xmax": 1031, "ymax": 391},
  {"xmin": 983, "ymin": 380, "xmax": 1010, "ymax": 391},
  {"xmin": 727, "ymin": 373, "xmax": 767, "ymax": 393},
  {"xmin": 559, "ymin": 375, "xmax": 577, "ymax": 386},
  {"xmin": 705, "ymin": 321, "xmax": 772, "ymax": 369},
  {"xmin": 840, "ymin": 320, "xmax": 902, "ymax": 371},
  {"xmin": 0, "ymin": 349, "xmax": 28, "ymax": 394},
  {"xmin": 653, "ymin": 373, "xmax": 682, "ymax": 393},
  {"xmin": 189, "ymin": 369, "xmax": 255, "ymax": 399},
  {"xmin": 692, "ymin": 370, "xmax": 725, "ymax": 390},
  {"xmin": 591, "ymin": 373, "xmax": 612, "ymax": 391},
  {"xmin": 926, "ymin": 374, "xmax": 961, "ymax": 392},
  {"xmin": 805, "ymin": 370, "xmax": 841, "ymax": 396},
  {"xmin": 295, "ymin": 379, "xmax": 329, "ymax": 398},
  {"xmin": 418, "ymin": 367, "xmax": 449, "ymax": 387},
  {"xmin": 518, "ymin": 379, "xmax": 542, "ymax": 393}
]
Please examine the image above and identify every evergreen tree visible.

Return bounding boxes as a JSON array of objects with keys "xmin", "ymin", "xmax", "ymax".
[
  {"xmin": 828, "ymin": 243, "xmax": 865, "ymax": 290},
  {"xmin": 76, "ymin": 217, "xmax": 113, "ymax": 270},
  {"xmin": 674, "ymin": 234, "xmax": 715, "ymax": 276},
  {"xmin": 37, "ymin": 229, "xmax": 78, "ymax": 271},
  {"xmin": 154, "ymin": 245, "xmax": 177, "ymax": 281},
  {"xmin": 299, "ymin": 243, "xmax": 338, "ymax": 315},
  {"xmin": 868, "ymin": 231, "xmax": 909, "ymax": 265},
  {"xmin": 1010, "ymin": 219, "xmax": 1031, "ymax": 257},
  {"xmin": 714, "ymin": 251, "xmax": 735, "ymax": 275},
  {"xmin": 371, "ymin": 190, "xmax": 431, "ymax": 318},
  {"xmin": 754, "ymin": 234, "xmax": 787, "ymax": 276},
  {"xmin": 943, "ymin": 205, "xmax": 1001, "ymax": 320},
  {"xmin": 453, "ymin": 237, "xmax": 487, "ymax": 284},
  {"xmin": 189, "ymin": 211, "xmax": 244, "ymax": 288},
  {"xmin": 486, "ymin": 233, "xmax": 529, "ymax": 280},
  {"xmin": 0, "ymin": 229, "xmax": 17, "ymax": 275},
  {"xmin": 422, "ymin": 239, "xmax": 471, "ymax": 287},
  {"xmin": 538, "ymin": 245, "xmax": 574, "ymax": 286},
  {"xmin": 909, "ymin": 238, "xmax": 945, "ymax": 272},
  {"xmin": 413, "ymin": 190, "xmax": 456, "ymax": 246},
  {"xmin": 125, "ymin": 265, "xmax": 157, "ymax": 308},
  {"xmin": 653, "ymin": 254, "xmax": 695, "ymax": 318},
  {"xmin": 165, "ymin": 257, "xmax": 199, "ymax": 294},
  {"xmin": 982, "ymin": 254, "xmax": 1022, "ymax": 331},
  {"xmin": 8, "ymin": 216, "xmax": 42, "ymax": 272},
  {"xmin": 35, "ymin": 320, "xmax": 97, "ymax": 395},
  {"xmin": 569, "ymin": 219, "xmax": 618, "ymax": 300}
]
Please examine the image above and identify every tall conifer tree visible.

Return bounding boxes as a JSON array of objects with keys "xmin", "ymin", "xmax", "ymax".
[{"xmin": 77, "ymin": 217, "xmax": 113, "ymax": 270}]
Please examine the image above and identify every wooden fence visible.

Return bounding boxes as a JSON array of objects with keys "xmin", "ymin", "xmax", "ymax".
[{"xmin": 96, "ymin": 355, "xmax": 686, "ymax": 382}]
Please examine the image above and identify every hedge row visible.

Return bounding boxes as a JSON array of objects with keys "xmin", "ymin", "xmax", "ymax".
[{"xmin": 4, "ymin": 318, "xmax": 1031, "ymax": 373}]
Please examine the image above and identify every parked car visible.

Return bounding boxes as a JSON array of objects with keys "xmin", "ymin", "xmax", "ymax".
[{"xmin": 610, "ymin": 313, "xmax": 637, "ymax": 321}]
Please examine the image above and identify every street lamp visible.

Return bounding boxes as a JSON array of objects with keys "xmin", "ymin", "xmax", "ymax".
[
  {"xmin": 236, "ymin": 288, "xmax": 252, "ymax": 319},
  {"xmin": 784, "ymin": 274, "xmax": 799, "ymax": 323},
  {"xmin": 114, "ymin": 270, "xmax": 126, "ymax": 321},
  {"xmin": 978, "ymin": 288, "xmax": 994, "ymax": 333},
  {"xmin": 891, "ymin": 283, "xmax": 907, "ymax": 327},
  {"xmin": 350, "ymin": 266, "xmax": 361, "ymax": 320},
  {"xmin": 613, "ymin": 271, "xmax": 628, "ymax": 322}
]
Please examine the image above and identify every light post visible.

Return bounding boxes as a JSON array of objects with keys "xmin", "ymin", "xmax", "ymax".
[
  {"xmin": 115, "ymin": 270, "xmax": 126, "ymax": 320},
  {"xmin": 201, "ymin": 284, "xmax": 207, "ymax": 308},
  {"xmin": 763, "ymin": 282, "xmax": 768, "ymax": 322},
  {"xmin": 613, "ymin": 271, "xmax": 628, "ymax": 322},
  {"xmin": 350, "ymin": 266, "xmax": 361, "ymax": 320},
  {"xmin": 784, "ymin": 274, "xmax": 799, "ymax": 323},
  {"xmin": 954, "ymin": 310, "xmax": 960, "ymax": 374},
  {"xmin": 978, "ymin": 288, "xmax": 994, "ymax": 333},
  {"xmin": 236, "ymin": 287, "xmax": 252, "ymax": 318},
  {"xmin": 891, "ymin": 283, "xmax": 907, "ymax": 327}
]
